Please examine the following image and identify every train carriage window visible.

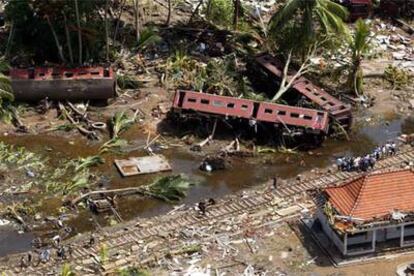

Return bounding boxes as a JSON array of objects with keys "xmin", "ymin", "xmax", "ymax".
[
  {"xmin": 277, "ymin": 110, "xmax": 286, "ymax": 115},
  {"xmin": 291, "ymin": 113, "xmax": 300, "ymax": 118},
  {"xmin": 264, "ymin": 109, "xmax": 273, "ymax": 114},
  {"xmin": 317, "ymin": 112, "xmax": 325, "ymax": 116},
  {"xmin": 91, "ymin": 71, "xmax": 100, "ymax": 75},
  {"xmin": 313, "ymin": 92, "xmax": 320, "ymax": 96},
  {"xmin": 103, "ymin": 68, "xmax": 110, "ymax": 77},
  {"xmin": 304, "ymin": 115, "xmax": 312, "ymax": 120},
  {"xmin": 201, "ymin": 99, "xmax": 210, "ymax": 104},
  {"xmin": 38, "ymin": 73, "xmax": 45, "ymax": 77},
  {"xmin": 227, "ymin": 103, "xmax": 235, "ymax": 108},
  {"xmin": 241, "ymin": 104, "xmax": 249, "ymax": 110},
  {"xmin": 213, "ymin": 100, "xmax": 225, "ymax": 107},
  {"xmin": 321, "ymin": 97, "xmax": 327, "ymax": 101},
  {"xmin": 187, "ymin": 98, "xmax": 197, "ymax": 103},
  {"xmin": 64, "ymin": 72, "xmax": 74, "ymax": 78}
]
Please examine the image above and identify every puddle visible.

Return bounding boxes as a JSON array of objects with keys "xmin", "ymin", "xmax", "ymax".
[{"xmin": 0, "ymin": 115, "xmax": 413, "ymax": 256}]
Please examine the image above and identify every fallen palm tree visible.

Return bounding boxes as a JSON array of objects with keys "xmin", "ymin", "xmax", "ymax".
[{"xmin": 71, "ymin": 175, "xmax": 195, "ymax": 205}]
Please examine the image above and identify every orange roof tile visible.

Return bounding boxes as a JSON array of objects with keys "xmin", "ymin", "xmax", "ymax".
[{"xmin": 324, "ymin": 169, "xmax": 414, "ymax": 221}]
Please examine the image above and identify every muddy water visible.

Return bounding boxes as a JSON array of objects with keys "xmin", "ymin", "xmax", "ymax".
[{"xmin": 0, "ymin": 116, "xmax": 413, "ymax": 256}]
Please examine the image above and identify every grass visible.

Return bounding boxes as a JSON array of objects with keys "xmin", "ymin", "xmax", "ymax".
[
  {"xmin": 60, "ymin": 263, "xmax": 75, "ymax": 276},
  {"xmin": 117, "ymin": 74, "xmax": 141, "ymax": 90},
  {"xmin": 99, "ymin": 243, "xmax": 109, "ymax": 264}
]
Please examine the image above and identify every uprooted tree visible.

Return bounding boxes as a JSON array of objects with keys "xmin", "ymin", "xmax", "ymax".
[{"xmin": 271, "ymin": 42, "xmax": 321, "ymax": 102}]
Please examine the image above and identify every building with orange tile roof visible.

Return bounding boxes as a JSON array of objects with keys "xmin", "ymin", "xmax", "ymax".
[{"xmin": 317, "ymin": 169, "xmax": 414, "ymax": 256}]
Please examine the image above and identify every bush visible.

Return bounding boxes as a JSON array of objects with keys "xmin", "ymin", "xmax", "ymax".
[{"xmin": 203, "ymin": 0, "xmax": 233, "ymax": 28}]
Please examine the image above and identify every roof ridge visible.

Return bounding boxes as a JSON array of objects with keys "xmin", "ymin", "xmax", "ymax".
[
  {"xmin": 349, "ymin": 175, "xmax": 368, "ymax": 217},
  {"xmin": 369, "ymin": 167, "xmax": 412, "ymax": 176}
]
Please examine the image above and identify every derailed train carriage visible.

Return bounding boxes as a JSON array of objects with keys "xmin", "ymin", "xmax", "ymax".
[
  {"xmin": 170, "ymin": 90, "xmax": 330, "ymax": 144},
  {"xmin": 8, "ymin": 66, "xmax": 116, "ymax": 101}
]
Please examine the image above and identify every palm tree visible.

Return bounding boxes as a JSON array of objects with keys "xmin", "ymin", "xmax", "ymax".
[
  {"xmin": 269, "ymin": 0, "xmax": 349, "ymax": 52},
  {"xmin": 347, "ymin": 19, "xmax": 372, "ymax": 95}
]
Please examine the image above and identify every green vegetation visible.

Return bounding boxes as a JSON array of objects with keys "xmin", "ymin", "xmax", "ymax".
[
  {"xmin": 269, "ymin": 0, "xmax": 349, "ymax": 54},
  {"xmin": 61, "ymin": 263, "xmax": 76, "ymax": 276},
  {"xmin": 146, "ymin": 175, "xmax": 195, "ymax": 203},
  {"xmin": 384, "ymin": 65, "xmax": 411, "ymax": 90},
  {"xmin": 0, "ymin": 57, "xmax": 16, "ymax": 124},
  {"xmin": 203, "ymin": 0, "xmax": 234, "ymax": 28},
  {"xmin": 99, "ymin": 243, "xmax": 109, "ymax": 264},
  {"xmin": 347, "ymin": 19, "xmax": 372, "ymax": 95},
  {"xmin": 0, "ymin": 142, "xmax": 102, "ymax": 195},
  {"xmin": 99, "ymin": 111, "xmax": 138, "ymax": 154},
  {"xmin": 117, "ymin": 74, "xmax": 141, "ymax": 90}
]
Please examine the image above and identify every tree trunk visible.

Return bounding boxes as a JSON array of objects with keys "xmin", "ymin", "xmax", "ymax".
[
  {"xmin": 74, "ymin": 0, "xmax": 82, "ymax": 64},
  {"xmin": 233, "ymin": 0, "xmax": 240, "ymax": 30},
  {"xmin": 206, "ymin": 0, "xmax": 213, "ymax": 17},
  {"xmin": 63, "ymin": 12, "xmax": 74, "ymax": 64},
  {"xmin": 188, "ymin": 0, "xmax": 203, "ymax": 24},
  {"xmin": 166, "ymin": 0, "xmax": 172, "ymax": 25},
  {"xmin": 134, "ymin": 0, "xmax": 140, "ymax": 42},
  {"xmin": 113, "ymin": 0, "xmax": 126, "ymax": 43},
  {"xmin": 105, "ymin": 0, "xmax": 110, "ymax": 61},
  {"xmin": 46, "ymin": 16, "xmax": 66, "ymax": 63},
  {"xmin": 5, "ymin": 21, "xmax": 15, "ymax": 58}
]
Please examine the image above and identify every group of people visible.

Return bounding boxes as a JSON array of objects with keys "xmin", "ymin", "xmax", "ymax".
[{"xmin": 336, "ymin": 141, "xmax": 398, "ymax": 172}]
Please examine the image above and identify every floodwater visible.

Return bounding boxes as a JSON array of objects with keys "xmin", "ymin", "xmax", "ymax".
[{"xmin": 0, "ymin": 115, "xmax": 413, "ymax": 256}]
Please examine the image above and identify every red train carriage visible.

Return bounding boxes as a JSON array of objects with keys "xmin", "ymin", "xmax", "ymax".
[
  {"xmin": 172, "ymin": 90, "xmax": 329, "ymax": 134},
  {"xmin": 9, "ymin": 67, "xmax": 116, "ymax": 101},
  {"xmin": 255, "ymin": 53, "xmax": 352, "ymax": 129}
]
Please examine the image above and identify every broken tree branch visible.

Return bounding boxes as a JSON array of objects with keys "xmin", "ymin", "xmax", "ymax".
[{"xmin": 58, "ymin": 102, "xmax": 99, "ymax": 139}]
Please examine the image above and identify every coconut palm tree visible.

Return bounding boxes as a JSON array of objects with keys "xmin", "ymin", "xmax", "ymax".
[
  {"xmin": 347, "ymin": 18, "xmax": 372, "ymax": 95},
  {"xmin": 269, "ymin": 0, "xmax": 349, "ymax": 52}
]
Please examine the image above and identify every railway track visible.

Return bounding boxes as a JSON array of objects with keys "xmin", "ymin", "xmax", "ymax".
[
  {"xmin": 3, "ymin": 146, "xmax": 414, "ymax": 275},
  {"xmin": 274, "ymin": 146, "xmax": 414, "ymax": 198}
]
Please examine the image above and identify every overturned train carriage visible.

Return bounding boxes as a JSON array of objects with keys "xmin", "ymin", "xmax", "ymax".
[
  {"xmin": 255, "ymin": 53, "xmax": 353, "ymax": 129},
  {"xmin": 9, "ymin": 67, "xmax": 116, "ymax": 101},
  {"xmin": 171, "ymin": 90, "xmax": 330, "ymax": 137}
]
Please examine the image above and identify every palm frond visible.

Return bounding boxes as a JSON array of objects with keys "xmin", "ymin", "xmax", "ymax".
[
  {"xmin": 322, "ymin": 0, "xmax": 349, "ymax": 21},
  {"xmin": 269, "ymin": 0, "xmax": 304, "ymax": 30},
  {"xmin": 147, "ymin": 175, "xmax": 195, "ymax": 203},
  {"xmin": 136, "ymin": 26, "xmax": 161, "ymax": 51}
]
